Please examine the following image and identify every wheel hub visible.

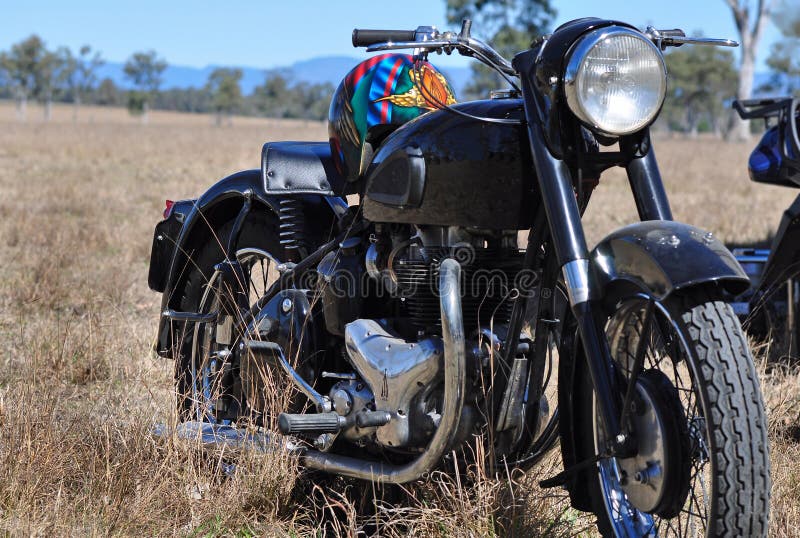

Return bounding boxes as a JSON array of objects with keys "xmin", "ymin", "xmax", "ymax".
[{"xmin": 615, "ymin": 369, "xmax": 691, "ymax": 517}]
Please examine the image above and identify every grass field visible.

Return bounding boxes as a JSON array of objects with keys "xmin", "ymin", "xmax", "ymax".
[{"xmin": 0, "ymin": 102, "xmax": 798, "ymax": 536}]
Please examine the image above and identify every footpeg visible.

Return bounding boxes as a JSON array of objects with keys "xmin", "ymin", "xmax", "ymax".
[
  {"xmin": 356, "ymin": 410, "xmax": 392, "ymax": 428},
  {"xmin": 278, "ymin": 412, "xmax": 346, "ymax": 435}
]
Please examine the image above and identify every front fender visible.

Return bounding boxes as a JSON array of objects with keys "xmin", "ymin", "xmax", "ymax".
[
  {"xmin": 591, "ymin": 220, "xmax": 750, "ymax": 301},
  {"xmin": 559, "ymin": 220, "xmax": 748, "ymax": 510}
]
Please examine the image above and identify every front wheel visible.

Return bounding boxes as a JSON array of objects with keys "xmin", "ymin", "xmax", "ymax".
[{"xmin": 574, "ymin": 294, "xmax": 770, "ymax": 537}]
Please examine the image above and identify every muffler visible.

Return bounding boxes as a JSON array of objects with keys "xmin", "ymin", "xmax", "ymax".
[{"xmin": 300, "ymin": 258, "xmax": 467, "ymax": 483}]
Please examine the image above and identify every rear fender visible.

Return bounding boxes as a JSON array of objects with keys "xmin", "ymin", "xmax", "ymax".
[{"xmin": 153, "ymin": 168, "xmax": 341, "ymax": 358}]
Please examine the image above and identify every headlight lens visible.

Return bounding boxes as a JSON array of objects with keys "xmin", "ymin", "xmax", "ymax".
[{"xmin": 564, "ymin": 27, "xmax": 666, "ymax": 136}]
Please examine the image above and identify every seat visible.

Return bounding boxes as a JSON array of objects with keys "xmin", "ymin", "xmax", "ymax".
[{"xmin": 261, "ymin": 141, "xmax": 345, "ymax": 196}]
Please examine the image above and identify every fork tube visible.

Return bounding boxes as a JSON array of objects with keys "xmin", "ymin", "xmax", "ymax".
[
  {"xmin": 517, "ymin": 74, "xmax": 622, "ymax": 443},
  {"xmin": 626, "ymin": 141, "xmax": 673, "ymax": 221}
]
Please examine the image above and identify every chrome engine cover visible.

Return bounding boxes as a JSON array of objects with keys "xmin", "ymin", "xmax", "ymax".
[{"xmin": 344, "ymin": 319, "xmax": 443, "ymax": 448}]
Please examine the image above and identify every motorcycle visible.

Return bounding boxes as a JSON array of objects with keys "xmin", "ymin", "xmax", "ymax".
[
  {"xmin": 731, "ymin": 97, "xmax": 800, "ymax": 359},
  {"xmin": 148, "ymin": 18, "xmax": 770, "ymax": 536}
]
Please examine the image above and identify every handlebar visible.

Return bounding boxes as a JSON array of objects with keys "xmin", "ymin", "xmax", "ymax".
[
  {"xmin": 733, "ymin": 98, "xmax": 794, "ymax": 120},
  {"xmin": 350, "ymin": 22, "xmax": 738, "ymax": 81},
  {"xmin": 352, "ymin": 23, "xmax": 517, "ymax": 77},
  {"xmin": 352, "ymin": 29, "xmax": 417, "ymax": 47}
]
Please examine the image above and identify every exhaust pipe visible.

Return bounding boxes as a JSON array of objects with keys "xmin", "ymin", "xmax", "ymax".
[{"xmin": 301, "ymin": 258, "xmax": 466, "ymax": 483}]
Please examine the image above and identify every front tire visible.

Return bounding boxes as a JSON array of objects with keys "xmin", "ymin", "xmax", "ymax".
[{"xmin": 573, "ymin": 294, "xmax": 770, "ymax": 537}]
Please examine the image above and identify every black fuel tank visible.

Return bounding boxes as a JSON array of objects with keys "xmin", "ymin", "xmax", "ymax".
[{"xmin": 362, "ymin": 99, "xmax": 536, "ymax": 229}]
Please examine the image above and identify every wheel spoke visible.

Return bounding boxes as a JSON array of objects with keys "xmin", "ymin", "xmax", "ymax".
[
  {"xmin": 188, "ymin": 250, "xmax": 280, "ymax": 426},
  {"xmin": 596, "ymin": 299, "xmax": 719, "ymax": 538},
  {"xmin": 619, "ymin": 300, "xmax": 655, "ymax": 429}
]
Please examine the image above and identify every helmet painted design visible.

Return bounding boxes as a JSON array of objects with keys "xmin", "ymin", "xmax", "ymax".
[{"xmin": 328, "ymin": 53, "xmax": 456, "ymax": 180}]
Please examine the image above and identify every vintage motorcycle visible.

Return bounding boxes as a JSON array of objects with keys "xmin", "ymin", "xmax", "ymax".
[
  {"xmin": 148, "ymin": 18, "xmax": 770, "ymax": 536},
  {"xmin": 731, "ymin": 97, "xmax": 800, "ymax": 359}
]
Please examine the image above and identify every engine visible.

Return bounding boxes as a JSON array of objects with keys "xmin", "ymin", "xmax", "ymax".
[{"xmin": 303, "ymin": 224, "xmax": 536, "ymax": 454}]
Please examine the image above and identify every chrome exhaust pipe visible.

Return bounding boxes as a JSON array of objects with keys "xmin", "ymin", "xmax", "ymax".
[{"xmin": 301, "ymin": 258, "xmax": 466, "ymax": 483}]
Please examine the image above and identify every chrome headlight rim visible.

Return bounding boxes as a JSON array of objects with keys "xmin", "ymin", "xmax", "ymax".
[{"xmin": 564, "ymin": 26, "xmax": 667, "ymax": 137}]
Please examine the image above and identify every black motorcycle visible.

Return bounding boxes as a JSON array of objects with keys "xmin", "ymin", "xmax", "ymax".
[
  {"xmin": 148, "ymin": 19, "xmax": 770, "ymax": 536},
  {"xmin": 731, "ymin": 97, "xmax": 800, "ymax": 359}
]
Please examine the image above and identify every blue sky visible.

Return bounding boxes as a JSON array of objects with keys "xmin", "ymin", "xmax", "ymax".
[{"xmin": 1, "ymin": 1, "xmax": 782, "ymax": 71}]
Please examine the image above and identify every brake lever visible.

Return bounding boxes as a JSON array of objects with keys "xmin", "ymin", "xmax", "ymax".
[
  {"xmin": 645, "ymin": 26, "xmax": 738, "ymax": 51},
  {"xmin": 365, "ymin": 39, "xmax": 455, "ymax": 53}
]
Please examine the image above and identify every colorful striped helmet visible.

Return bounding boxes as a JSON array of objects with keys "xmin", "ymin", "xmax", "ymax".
[{"xmin": 328, "ymin": 53, "xmax": 456, "ymax": 181}]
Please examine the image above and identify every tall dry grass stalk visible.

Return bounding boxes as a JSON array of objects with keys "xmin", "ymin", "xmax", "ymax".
[{"xmin": 0, "ymin": 102, "xmax": 797, "ymax": 535}]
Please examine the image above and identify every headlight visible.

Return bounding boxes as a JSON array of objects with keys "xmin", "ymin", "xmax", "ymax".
[{"xmin": 564, "ymin": 26, "xmax": 666, "ymax": 136}]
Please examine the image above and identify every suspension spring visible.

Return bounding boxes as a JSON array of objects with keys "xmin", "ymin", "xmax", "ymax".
[{"xmin": 278, "ymin": 198, "xmax": 306, "ymax": 258}]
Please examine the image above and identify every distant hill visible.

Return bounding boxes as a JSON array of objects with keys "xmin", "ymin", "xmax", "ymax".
[
  {"xmin": 98, "ymin": 56, "xmax": 783, "ymax": 100},
  {"xmin": 96, "ymin": 56, "xmax": 472, "ymax": 96}
]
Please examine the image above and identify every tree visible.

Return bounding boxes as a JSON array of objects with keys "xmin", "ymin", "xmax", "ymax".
[
  {"xmin": 154, "ymin": 87, "xmax": 211, "ymax": 113},
  {"xmin": 251, "ymin": 70, "xmax": 333, "ymax": 121},
  {"xmin": 765, "ymin": 0, "xmax": 800, "ymax": 96},
  {"xmin": 252, "ymin": 70, "xmax": 294, "ymax": 118},
  {"xmin": 0, "ymin": 35, "xmax": 47, "ymax": 121},
  {"xmin": 206, "ymin": 67, "xmax": 243, "ymax": 126},
  {"xmin": 723, "ymin": 0, "xmax": 774, "ymax": 140},
  {"xmin": 663, "ymin": 38, "xmax": 738, "ymax": 136},
  {"xmin": 0, "ymin": 62, "xmax": 8, "ymax": 96},
  {"xmin": 123, "ymin": 50, "xmax": 167, "ymax": 123},
  {"xmin": 446, "ymin": 0, "xmax": 555, "ymax": 99},
  {"xmin": 63, "ymin": 45, "xmax": 104, "ymax": 121},
  {"xmin": 34, "ymin": 47, "xmax": 71, "ymax": 121},
  {"xmin": 94, "ymin": 77, "xmax": 122, "ymax": 106},
  {"xmin": 298, "ymin": 81, "xmax": 335, "ymax": 121}
]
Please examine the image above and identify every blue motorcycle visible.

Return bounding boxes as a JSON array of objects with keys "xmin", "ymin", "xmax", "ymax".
[{"xmin": 732, "ymin": 97, "xmax": 800, "ymax": 357}]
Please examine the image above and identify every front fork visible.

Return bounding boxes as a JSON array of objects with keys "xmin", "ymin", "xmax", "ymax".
[{"xmin": 521, "ymin": 98, "xmax": 672, "ymax": 454}]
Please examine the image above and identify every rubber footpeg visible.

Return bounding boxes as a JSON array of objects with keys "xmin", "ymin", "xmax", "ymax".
[{"xmin": 278, "ymin": 412, "xmax": 345, "ymax": 434}]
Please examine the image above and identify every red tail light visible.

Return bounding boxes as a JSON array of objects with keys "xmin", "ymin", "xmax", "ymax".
[{"xmin": 163, "ymin": 199, "xmax": 175, "ymax": 219}]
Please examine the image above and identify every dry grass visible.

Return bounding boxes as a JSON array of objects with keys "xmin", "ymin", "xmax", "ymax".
[{"xmin": 0, "ymin": 101, "xmax": 797, "ymax": 536}]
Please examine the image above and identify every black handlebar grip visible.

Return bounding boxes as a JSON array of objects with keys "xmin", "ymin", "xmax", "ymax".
[{"xmin": 352, "ymin": 29, "xmax": 417, "ymax": 47}]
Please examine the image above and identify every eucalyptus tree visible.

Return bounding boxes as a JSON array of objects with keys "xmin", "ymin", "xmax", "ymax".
[
  {"xmin": 765, "ymin": 0, "xmax": 800, "ymax": 96},
  {"xmin": 723, "ymin": 0, "xmax": 774, "ymax": 140},
  {"xmin": 206, "ymin": 67, "xmax": 243, "ymax": 126},
  {"xmin": 64, "ymin": 45, "xmax": 105, "ymax": 121},
  {"xmin": 123, "ymin": 50, "xmax": 167, "ymax": 123},
  {"xmin": 445, "ymin": 0, "xmax": 555, "ymax": 99},
  {"xmin": 0, "ymin": 35, "xmax": 47, "ymax": 121}
]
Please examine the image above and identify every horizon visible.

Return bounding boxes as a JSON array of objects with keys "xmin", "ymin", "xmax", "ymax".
[{"xmin": 2, "ymin": 1, "xmax": 783, "ymax": 73}]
